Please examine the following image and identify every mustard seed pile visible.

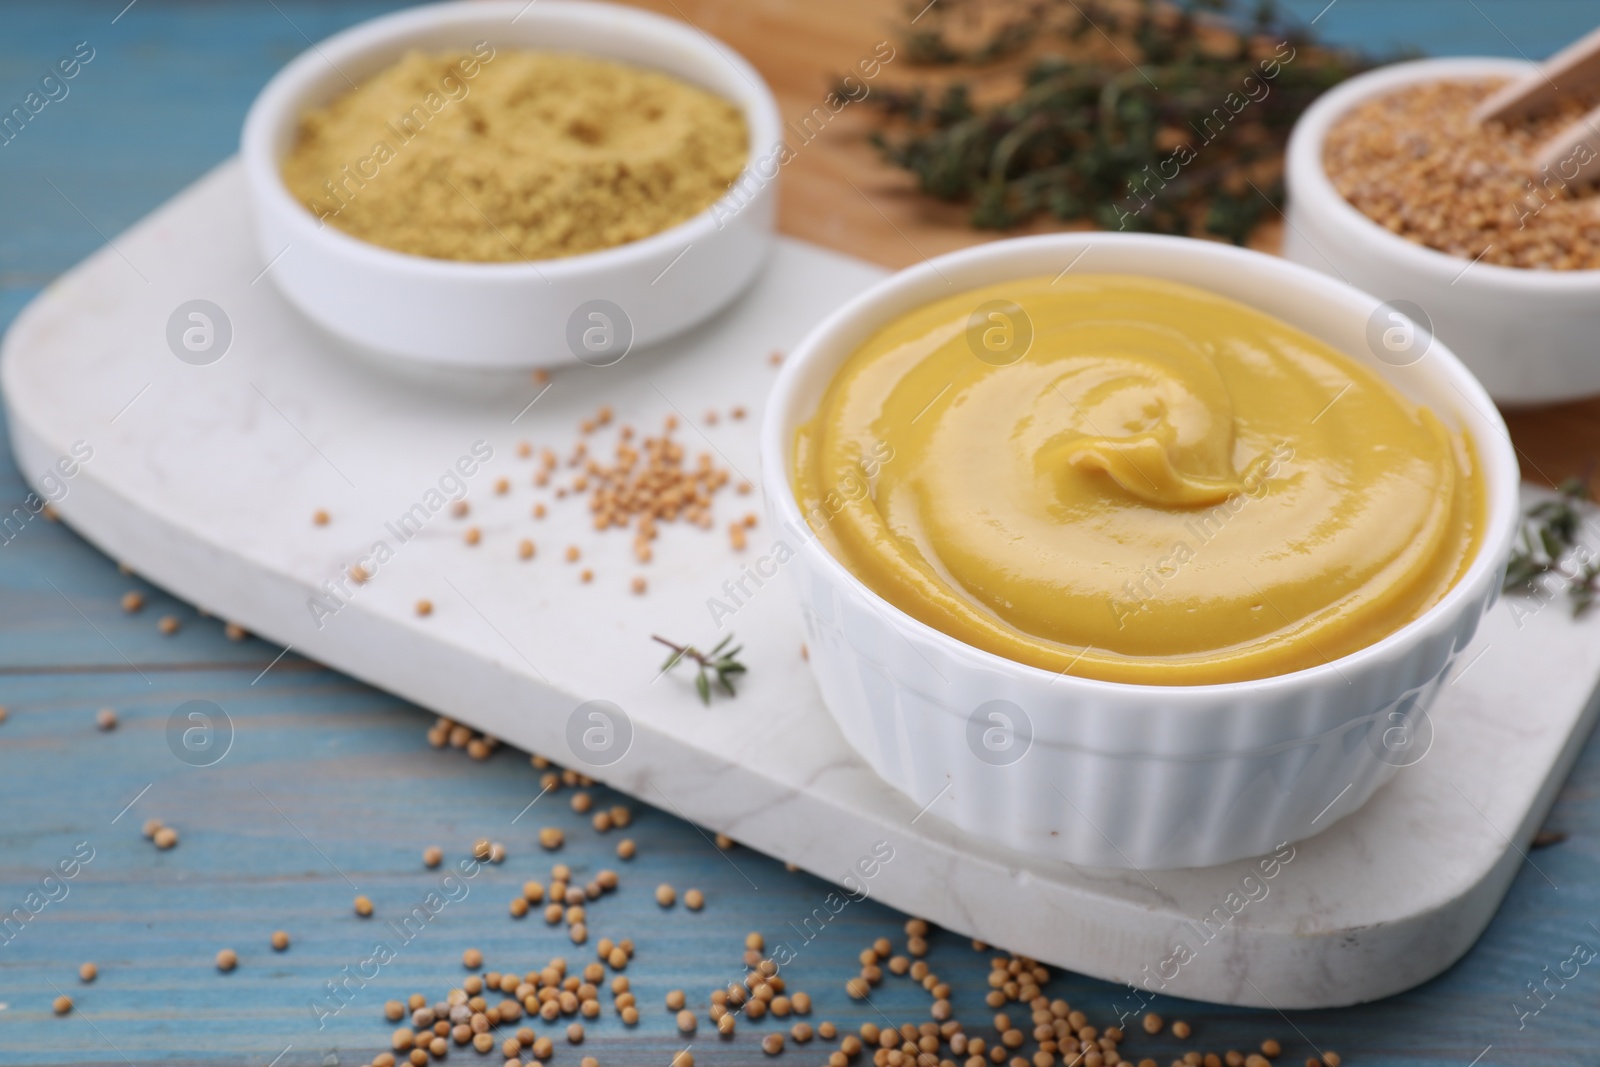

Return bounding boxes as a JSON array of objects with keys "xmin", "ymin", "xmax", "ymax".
[
  {"xmin": 430, "ymin": 715, "xmax": 503, "ymax": 760},
  {"xmin": 533, "ymin": 407, "xmax": 745, "ymax": 567},
  {"xmin": 452, "ymin": 405, "xmax": 751, "ymax": 594},
  {"xmin": 329, "ymin": 733, "xmax": 1342, "ymax": 1067},
  {"xmin": 281, "ymin": 50, "xmax": 748, "ymax": 262},
  {"xmin": 1324, "ymin": 79, "xmax": 1600, "ymax": 270}
]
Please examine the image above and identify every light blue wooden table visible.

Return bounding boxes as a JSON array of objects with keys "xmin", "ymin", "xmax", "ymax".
[{"xmin": 3, "ymin": 3, "xmax": 1600, "ymax": 1064}]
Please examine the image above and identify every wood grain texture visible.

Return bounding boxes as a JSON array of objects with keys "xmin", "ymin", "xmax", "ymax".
[{"xmin": 2, "ymin": 2, "xmax": 1600, "ymax": 1064}]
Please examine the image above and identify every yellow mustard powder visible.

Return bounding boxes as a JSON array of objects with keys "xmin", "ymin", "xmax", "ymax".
[{"xmin": 280, "ymin": 46, "xmax": 749, "ymax": 262}]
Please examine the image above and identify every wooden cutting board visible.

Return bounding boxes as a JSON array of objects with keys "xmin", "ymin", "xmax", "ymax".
[{"xmin": 609, "ymin": 0, "xmax": 1598, "ymax": 480}]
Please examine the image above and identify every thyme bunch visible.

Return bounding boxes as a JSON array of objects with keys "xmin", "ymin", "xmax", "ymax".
[
  {"xmin": 1504, "ymin": 478, "xmax": 1600, "ymax": 616},
  {"xmin": 857, "ymin": 0, "xmax": 1379, "ymax": 243}
]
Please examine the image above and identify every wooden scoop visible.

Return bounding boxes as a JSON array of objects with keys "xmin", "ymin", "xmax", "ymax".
[
  {"xmin": 1473, "ymin": 24, "xmax": 1600, "ymax": 186},
  {"xmin": 1529, "ymin": 104, "xmax": 1600, "ymax": 187},
  {"xmin": 1473, "ymin": 24, "xmax": 1600, "ymax": 124}
]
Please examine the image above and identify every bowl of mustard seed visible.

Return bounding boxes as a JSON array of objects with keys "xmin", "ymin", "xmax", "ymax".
[
  {"xmin": 1284, "ymin": 57, "xmax": 1600, "ymax": 406},
  {"xmin": 241, "ymin": 0, "xmax": 782, "ymax": 369}
]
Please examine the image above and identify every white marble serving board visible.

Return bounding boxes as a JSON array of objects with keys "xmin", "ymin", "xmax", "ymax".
[{"xmin": 6, "ymin": 159, "xmax": 1599, "ymax": 1009}]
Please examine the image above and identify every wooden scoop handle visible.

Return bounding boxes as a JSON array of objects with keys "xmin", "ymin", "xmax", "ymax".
[
  {"xmin": 1473, "ymin": 24, "xmax": 1600, "ymax": 125},
  {"xmin": 1529, "ymin": 102, "xmax": 1600, "ymax": 186}
]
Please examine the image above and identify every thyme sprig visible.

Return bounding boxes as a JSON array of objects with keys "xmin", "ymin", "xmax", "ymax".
[
  {"xmin": 1503, "ymin": 477, "xmax": 1600, "ymax": 616},
  {"xmin": 654, "ymin": 634, "xmax": 748, "ymax": 705}
]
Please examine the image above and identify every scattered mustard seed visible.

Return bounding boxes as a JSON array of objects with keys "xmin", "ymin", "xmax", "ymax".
[
  {"xmin": 655, "ymin": 884, "xmax": 676, "ymax": 907},
  {"xmin": 464, "ymin": 527, "xmax": 481, "ymax": 546},
  {"xmin": 153, "ymin": 827, "xmax": 178, "ymax": 849},
  {"xmin": 676, "ymin": 1009, "xmax": 697, "ymax": 1033},
  {"xmin": 53, "ymin": 995, "xmax": 72, "ymax": 1015},
  {"xmin": 684, "ymin": 888, "xmax": 704, "ymax": 911},
  {"xmin": 1173, "ymin": 1020, "xmax": 1192, "ymax": 1039},
  {"xmin": 271, "ymin": 931, "xmax": 290, "ymax": 951},
  {"xmin": 95, "ymin": 708, "xmax": 117, "ymax": 731},
  {"xmin": 616, "ymin": 838, "xmax": 636, "ymax": 860},
  {"xmin": 313, "ymin": 509, "xmax": 330, "ymax": 525},
  {"xmin": 224, "ymin": 622, "xmax": 247, "ymax": 641},
  {"xmin": 539, "ymin": 827, "xmax": 565, "ymax": 850},
  {"xmin": 423, "ymin": 846, "xmax": 442, "ymax": 868},
  {"xmin": 354, "ymin": 895, "xmax": 374, "ymax": 918},
  {"xmin": 215, "ymin": 949, "xmax": 237, "ymax": 972},
  {"xmin": 157, "ymin": 616, "xmax": 180, "ymax": 636},
  {"xmin": 121, "ymin": 591, "xmax": 144, "ymax": 613},
  {"xmin": 78, "ymin": 962, "xmax": 97, "ymax": 982},
  {"xmin": 463, "ymin": 948, "xmax": 483, "ymax": 969},
  {"xmin": 415, "ymin": 600, "xmax": 433, "ymax": 617}
]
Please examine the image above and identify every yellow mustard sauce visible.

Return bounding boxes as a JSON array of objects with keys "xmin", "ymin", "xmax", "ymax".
[{"xmin": 793, "ymin": 275, "xmax": 1485, "ymax": 686}]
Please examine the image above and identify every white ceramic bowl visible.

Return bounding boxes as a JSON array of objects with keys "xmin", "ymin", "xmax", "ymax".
[
  {"xmin": 1285, "ymin": 57, "xmax": 1600, "ymax": 406},
  {"xmin": 240, "ymin": 0, "xmax": 780, "ymax": 368},
  {"xmin": 761, "ymin": 233, "xmax": 1521, "ymax": 870}
]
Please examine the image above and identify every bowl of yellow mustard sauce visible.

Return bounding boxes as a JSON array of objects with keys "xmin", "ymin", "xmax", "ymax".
[{"xmin": 762, "ymin": 233, "xmax": 1520, "ymax": 869}]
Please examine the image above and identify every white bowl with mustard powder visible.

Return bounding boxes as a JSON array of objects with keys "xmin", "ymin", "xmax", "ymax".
[{"xmin": 241, "ymin": 1, "xmax": 780, "ymax": 368}]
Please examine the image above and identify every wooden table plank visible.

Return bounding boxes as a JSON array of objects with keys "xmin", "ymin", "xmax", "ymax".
[{"xmin": 3, "ymin": 3, "xmax": 1600, "ymax": 1064}]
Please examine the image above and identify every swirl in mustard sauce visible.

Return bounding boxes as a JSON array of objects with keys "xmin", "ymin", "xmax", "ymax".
[{"xmin": 793, "ymin": 275, "xmax": 1485, "ymax": 685}]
